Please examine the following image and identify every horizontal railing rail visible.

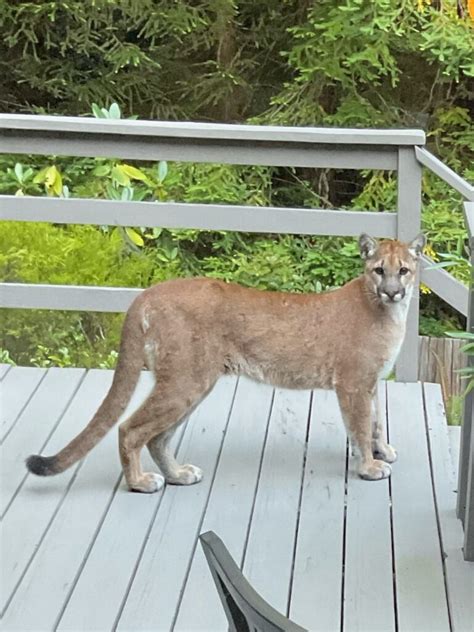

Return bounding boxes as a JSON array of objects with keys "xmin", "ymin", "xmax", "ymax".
[
  {"xmin": 415, "ymin": 147, "xmax": 474, "ymax": 201},
  {"xmin": 0, "ymin": 196, "xmax": 397, "ymax": 236},
  {"xmin": 0, "ymin": 116, "xmax": 424, "ymax": 170}
]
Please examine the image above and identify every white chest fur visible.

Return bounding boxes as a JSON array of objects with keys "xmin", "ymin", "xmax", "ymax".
[
  {"xmin": 379, "ymin": 337, "xmax": 404, "ymax": 379},
  {"xmin": 379, "ymin": 295, "xmax": 411, "ymax": 379}
]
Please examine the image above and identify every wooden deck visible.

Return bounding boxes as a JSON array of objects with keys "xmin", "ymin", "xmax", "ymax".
[{"xmin": 1, "ymin": 365, "xmax": 473, "ymax": 632}]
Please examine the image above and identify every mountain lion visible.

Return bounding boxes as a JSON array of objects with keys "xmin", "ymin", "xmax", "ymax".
[{"xmin": 27, "ymin": 233, "xmax": 425, "ymax": 492}]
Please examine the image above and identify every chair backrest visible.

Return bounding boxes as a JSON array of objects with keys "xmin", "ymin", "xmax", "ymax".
[{"xmin": 199, "ymin": 531, "xmax": 307, "ymax": 632}]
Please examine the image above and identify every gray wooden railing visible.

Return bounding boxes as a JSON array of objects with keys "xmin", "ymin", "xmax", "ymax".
[{"xmin": 0, "ymin": 114, "xmax": 473, "ymax": 558}]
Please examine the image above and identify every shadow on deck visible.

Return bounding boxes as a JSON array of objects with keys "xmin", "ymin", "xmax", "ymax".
[{"xmin": 1, "ymin": 365, "xmax": 473, "ymax": 631}]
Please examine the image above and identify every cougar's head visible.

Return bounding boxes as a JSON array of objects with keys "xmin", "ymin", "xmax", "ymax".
[{"xmin": 358, "ymin": 233, "xmax": 426, "ymax": 304}]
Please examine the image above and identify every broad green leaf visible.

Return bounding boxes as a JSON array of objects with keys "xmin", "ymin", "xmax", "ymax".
[
  {"xmin": 91, "ymin": 103, "xmax": 105, "ymax": 118},
  {"xmin": 92, "ymin": 164, "xmax": 111, "ymax": 177},
  {"xmin": 106, "ymin": 183, "xmax": 121, "ymax": 200},
  {"xmin": 14, "ymin": 163, "xmax": 23, "ymax": 182},
  {"xmin": 125, "ymin": 227, "xmax": 144, "ymax": 247},
  {"xmin": 157, "ymin": 160, "xmax": 168, "ymax": 182},
  {"xmin": 101, "ymin": 107, "xmax": 110, "ymax": 118},
  {"xmin": 33, "ymin": 166, "xmax": 50, "ymax": 184},
  {"xmin": 121, "ymin": 187, "xmax": 133, "ymax": 201},
  {"xmin": 111, "ymin": 166, "xmax": 130, "ymax": 186},
  {"xmin": 109, "ymin": 102, "xmax": 121, "ymax": 119},
  {"xmin": 120, "ymin": 164, "xmax": 148, "ymax": 181},
  {"xmin": 15, "ymin": 188, "xmax": 24, "ymax": 196},
  {"xmin": 52, "ymin": 169, "xmax": 63, "ymax": 196},
  {"xmin": 43, "ymin": 165, "xmax": 63, "ymax": 196},
  {"xmin": 446, "ymin": 331, "xmax": 474, "ymax": 340},
  {"xmin": 45, "ymin": 165, "xmax": 58, "ymax": 188},
  {"xmin": 464, "ymin": 380, "xmax": 474, "ymax": 396}
]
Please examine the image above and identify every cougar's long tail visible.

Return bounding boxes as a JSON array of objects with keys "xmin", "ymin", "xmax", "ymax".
[{"xmin": 26, "ymin": 306, "xmax": 145, "ymax": 477}]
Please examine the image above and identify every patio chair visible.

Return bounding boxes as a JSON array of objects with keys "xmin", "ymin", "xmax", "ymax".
[{"xmin": 199, "ymin": 531, "xmax": 307, "ymax": 632}]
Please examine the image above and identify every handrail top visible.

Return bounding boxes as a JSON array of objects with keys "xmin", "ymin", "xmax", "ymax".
[{"xmin": 0, "ymin": 114, "xmax": 426, "ymax": 146}]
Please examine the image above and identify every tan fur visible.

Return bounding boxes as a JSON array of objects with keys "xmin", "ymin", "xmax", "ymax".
[{"xmin": 26, "ymin": 233, "xmax": 425, "ymax": 492}]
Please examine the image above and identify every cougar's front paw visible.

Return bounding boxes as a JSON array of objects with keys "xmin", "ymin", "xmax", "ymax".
[
  {"xmin": 359, "ymin": 459, "xmax": 392, "ymax": 481},
  {"xmin": 129, "ymin": 472, "xmax": 165, "ymax": 494},
  {"xmin": 166, "ymin": 464, "xmax": 203, "ymax": 486},
  {"xmin": 373, "ymin": 442, "xmax": 398, "ymax": 463}
]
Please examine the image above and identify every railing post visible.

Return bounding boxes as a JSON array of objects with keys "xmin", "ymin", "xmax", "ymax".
[
  {"xmin": 396, "ymin": 147, "xmax": 423, "ymax": 382},
  {"xmin": 457, "ymin": 229, "xmax": 474, "ymax": 560}
]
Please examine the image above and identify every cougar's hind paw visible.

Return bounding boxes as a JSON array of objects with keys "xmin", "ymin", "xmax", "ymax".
[{"xmin": 129, "ymin": 472, "xmax": 165, "ymax": 493}]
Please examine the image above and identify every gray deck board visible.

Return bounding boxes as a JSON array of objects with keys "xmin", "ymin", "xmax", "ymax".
[
  {"xmin": 0, "ymin": 364, "xmax": 12, "ymax": 380},
  {"xmin": 0, "ymin": 367, "xmax": 85, "ymax": 517},
  {"xmin": 289, "ymin": 389, "xmax": 347, "ymax": 631},
  {"xmin": 174, "ymin": 377, "xmax": 274, "ymax": 631},
  {"xmin": 387, "ymin": 381, "xmax": 451, "ymax": 632},
  {"xmin": 1, "ymin": 367, "xmax": 46, "ymax": 441},
  {"xmin": 343, "ymin": 383, "xmax": 395, "ymax": 632},
  {"xmin": 242, "ymin": 388, "xmax": 311, "ymax": 613},
  {"xmin": 1, "ymin": 370, "xmax": 473, "ymax": 632}
]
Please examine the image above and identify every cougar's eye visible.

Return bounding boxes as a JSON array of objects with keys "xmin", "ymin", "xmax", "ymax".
[
  {"xmin": 374, "ymin": 267, "xmax": 384, "ymax": 275},
  {"xmin": 399, "ymin": 267, "xmax": 409, "ymax": 276}
]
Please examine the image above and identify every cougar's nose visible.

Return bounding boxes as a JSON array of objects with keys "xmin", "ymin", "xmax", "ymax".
[{"xmin": 384, "ymin": 289, "xmax": 405, "ymax": 302}]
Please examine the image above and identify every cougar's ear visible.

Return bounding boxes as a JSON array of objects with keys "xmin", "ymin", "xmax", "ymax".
[
  {"xmin": 408, "ymin": 233, "xmax": 426, "ymax": 259},
  {"xmin": 359, "ymin": 233, "xmax": 378, "ymax": 260}
]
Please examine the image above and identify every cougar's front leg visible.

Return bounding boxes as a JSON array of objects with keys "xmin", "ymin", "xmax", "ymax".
[
  {"xmin": 371, "ymin": 387, "xmax": 397, "ymax": 463},
  {"xmin": 336, "ymin": 385, "xmax": 392, "ymax": 481},
  {"xmin": 147, "ymin": 426, "xmax": 202, "ymax": 486}
]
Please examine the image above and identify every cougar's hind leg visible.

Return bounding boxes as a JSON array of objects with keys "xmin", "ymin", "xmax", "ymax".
[
  {"xmin": 118, "ymin": 386, "xmax": 166, "ymax": 493},
  {"xmin": 119, "ymin": 374, "xmax": 213, "ymax": 493},
  {"xmin": 147, "ymin": 423, "xmax": 203, "ymax": 486},
  {"xmin": 336, "ymin": 385, "xmax": 392, "ymax": 481},
  {"xmin": 371, "ymin": 387, "xmax": 397, "ymax": 463}
]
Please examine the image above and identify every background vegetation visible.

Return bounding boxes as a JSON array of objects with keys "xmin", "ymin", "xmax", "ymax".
[{"xmin": 0, "ymin": 0, "xmax": 472, "ymax": 368}]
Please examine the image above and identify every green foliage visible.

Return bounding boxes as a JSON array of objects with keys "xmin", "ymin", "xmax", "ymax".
[{"xmin": 446, "ymin": 331, "xmax": 474, "ymax": 398}]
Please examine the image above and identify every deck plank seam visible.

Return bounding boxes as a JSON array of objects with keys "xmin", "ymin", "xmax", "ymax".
[
  {"xmin": 169, "ymin": 376, "xmax": 241, "ymax": 630},
  {"xmin": 111, "ymin": 416, "xmax": 191, "ymax": 632},
  {"xmin": 1, "ymin": 368, "xmax": 88, "ymax": 520},
  {"xmin": 421, "ymin": 383, "xmax": 454, "ymax": 632},
  {"xmin": 286, "ymin": 389, "xmax": 314, "ymax": 619},
  {"xmin": 339, "ymin": 437, "xmax": 350, "ymax": 632},
  {"xmin": 53, "ymin": 471, "xmax": 124, "ymax": 630},
  {"xmin": 238, "ymin": 386, "xmax": 276, "ymax": 572},
  {"xmin": 386, "ymin": 380, "xmax": 400, "ymax": 632},
  {"xmin": 1, "ymin": 368, "xmax": 48, "ymax": 444},
  {"xmin": 1, "ymin": 459, "xmax": 84, "ymax": 618}
]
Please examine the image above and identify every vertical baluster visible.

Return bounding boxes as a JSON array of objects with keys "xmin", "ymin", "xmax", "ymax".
[{"xmin": 396, "ymin": 147, "xmax": 423, "ymax": 382}]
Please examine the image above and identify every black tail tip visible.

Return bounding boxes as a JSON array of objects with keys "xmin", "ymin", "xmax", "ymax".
[{"xmin": 26, "ymin": 454, "xmax": 59, "ymax": 476}]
